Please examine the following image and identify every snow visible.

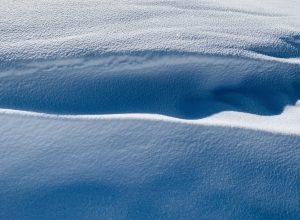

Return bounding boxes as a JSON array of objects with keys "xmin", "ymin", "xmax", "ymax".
[
  {"xmin": 1, "ymin": 0, "xmax": 300, "ymax": 62},
  {"xmin": 0, "ymin": 0, "xmax": 300, "ymax": 219},
  {"xmin": 1, "ymin": 113, "xmax": 300, "ymax": 219}
]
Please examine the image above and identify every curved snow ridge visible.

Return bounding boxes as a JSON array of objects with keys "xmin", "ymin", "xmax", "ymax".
[
  {"xmin": 1, "ymin": 33, "xmax": 300, "ymax": 67},
  {"xmin": 1, "ymin": 99, "xmax": 300, "ymax": 135},
  {"xmin": 0, "ymin": 53, "xmax": 300, "ymax": 120}
]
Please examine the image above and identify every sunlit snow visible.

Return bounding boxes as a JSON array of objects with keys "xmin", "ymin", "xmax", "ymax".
[{"xmin": 0, "ymin": 0, "xmax": 300, "ymax": 219}]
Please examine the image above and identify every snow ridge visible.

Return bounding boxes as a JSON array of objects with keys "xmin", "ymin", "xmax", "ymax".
[{"xmin": 1, "ymin": 1, "xmax": 300, "ymax": 219}]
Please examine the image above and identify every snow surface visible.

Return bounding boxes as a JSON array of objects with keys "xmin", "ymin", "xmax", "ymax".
[
  {"xmin": 1, "ymin": 0, "xmax": 300, "ymax": 219},
  {"xmin": 1, "ymin": 113, "xmax": 300, "ymax": 219}
]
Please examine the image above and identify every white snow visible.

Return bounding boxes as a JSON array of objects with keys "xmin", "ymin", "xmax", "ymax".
[
  {"xmin": 1, "ymin": 0, "xmax": 300, "ymax": 61},
  {"xmin": 1, "ymin": 101, "xmax": 300, "ymax": 135},
  {"xmin": 0, "ymin": 0, "xmax": 300, "ymax": 219}
]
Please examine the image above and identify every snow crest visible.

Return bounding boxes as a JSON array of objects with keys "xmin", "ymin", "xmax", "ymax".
[{"xmin": 1, "ymin": 0, "xmax": 300, "ymax": 219}]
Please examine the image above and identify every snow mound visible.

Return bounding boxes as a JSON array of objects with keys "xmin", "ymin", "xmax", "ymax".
[
  {"xmin": 1, "ymin": 0, "xmax": 300, "ymax": 219},
  {"xmin": 0, "ymin": 114, "xmax": 300, "ymax": 219},
  {"xmin": 1, "ymin": 0, "xmax": 300, "ymax": 119}
]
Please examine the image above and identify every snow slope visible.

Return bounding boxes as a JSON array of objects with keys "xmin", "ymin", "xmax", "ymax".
[
  {"xmin": 1, "ymin": 0, "xmax": 300, "ymax": 219},
  {"xmin": 1, "ymin": 113, "xmax": 300, "ymax": 219}
]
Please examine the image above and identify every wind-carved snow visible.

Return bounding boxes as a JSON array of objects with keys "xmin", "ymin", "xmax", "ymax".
[
  {"xmin": 0, "ymin": 0, "xmax": 300, "ymax": 219},
  {"xmin": 1, "ymin": 54, "xmax": 300, "ymax": 120},
  {"xmin": 1, "ymin": 0, "xmax": 300, "ymax": 119}
]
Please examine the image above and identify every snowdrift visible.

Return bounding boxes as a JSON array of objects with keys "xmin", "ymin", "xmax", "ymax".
[
  {"xmin": 0, "ymin": 114, "xmax": 300, "ymax": 219},
  {"xmin": 1, "ymin": 0, "xmax": 300, "ymax": 219},
  {"xmin": 1, "ymin": 54, "xmax": 300, "ymax": 119}
]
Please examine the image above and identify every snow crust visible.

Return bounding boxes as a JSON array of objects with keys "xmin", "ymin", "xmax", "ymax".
[{"xmin": 1, "ymin": 0, "xmax": 300, "ymax": 219}]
